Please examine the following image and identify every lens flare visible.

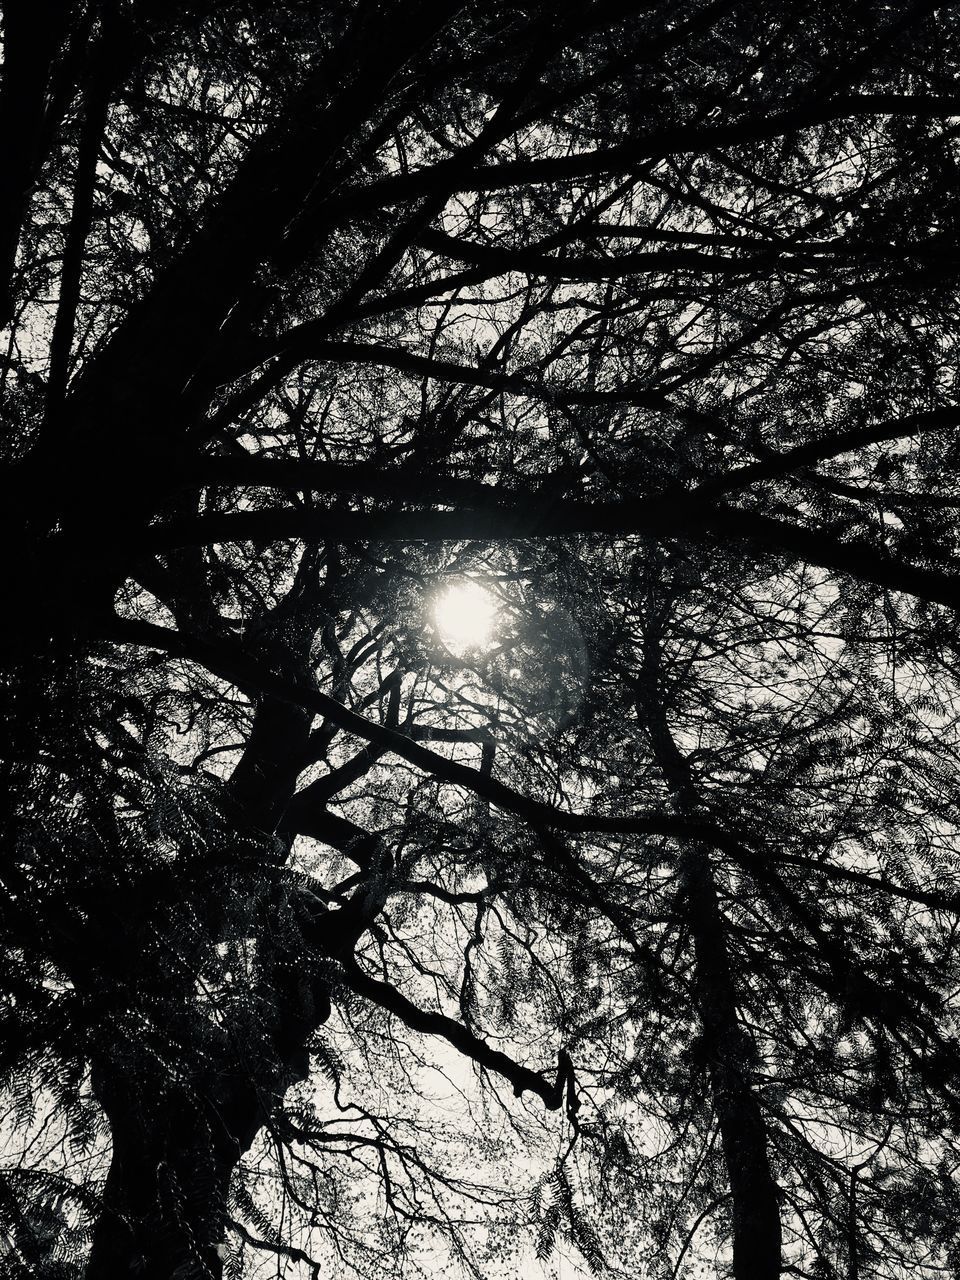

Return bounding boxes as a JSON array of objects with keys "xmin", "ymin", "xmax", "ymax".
[{"xmin": 433, "ymin": 581, "xmax": 498, "ymax": 653}]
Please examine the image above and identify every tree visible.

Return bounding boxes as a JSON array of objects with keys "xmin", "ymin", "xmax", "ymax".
[{"xmin": 4, "ymin": 2, "xmax": 960, "ymax": 1277}]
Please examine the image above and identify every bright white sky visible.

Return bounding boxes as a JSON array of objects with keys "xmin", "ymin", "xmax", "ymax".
[{"xmin": 433, "ymin": 580, "xmax": 500, "ymax": 654}]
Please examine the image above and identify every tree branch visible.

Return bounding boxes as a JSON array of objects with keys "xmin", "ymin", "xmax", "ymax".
[
  {"xmin": 338, "ymin": 958, "xmax": 575, "ymax": 1110},
  {"xmin": 139, "ymin": 496, "xmax": 960, "ymax": 610},
  {"xmin": 325, "ymin": 94, "xmax": 960, "ymax": 214},
  {"xmin": 100, "ymin": 615, "xmax": 722, "ymax": 846}
]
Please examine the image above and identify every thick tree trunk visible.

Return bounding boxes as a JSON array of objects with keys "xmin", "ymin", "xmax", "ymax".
[
  {"xmin": 80, "ymin": 606, "xmax": 334, "ymax": 1276},
  {"xmin": 85, "ymin": 1080, "xmax": 238, "ymax": 1280},
  {"xmin": 84, "ymin": 940, "xmax": 335, "ymax": 1280},
  {"xmin": 81, "ymin": 823, "xmax": 334, "ymax": 1278}
]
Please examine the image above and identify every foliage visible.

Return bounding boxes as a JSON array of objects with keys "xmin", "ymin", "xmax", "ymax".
[{"xmin": 3, "ymin": 2, "xmax": 960, "ymax": 1278}]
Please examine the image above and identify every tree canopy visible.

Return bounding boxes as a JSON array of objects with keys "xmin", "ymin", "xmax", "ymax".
[{"xmin": 4, "ymin": 2, "xmax": 960, "ymax": 1277}]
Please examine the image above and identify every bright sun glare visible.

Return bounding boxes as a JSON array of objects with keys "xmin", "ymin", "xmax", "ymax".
[{"xmin": 433, "ymin": 580, "xmax": 498, "ymax": 653}]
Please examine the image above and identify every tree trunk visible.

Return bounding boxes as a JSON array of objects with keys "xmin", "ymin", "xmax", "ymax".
[
  {"xmin": 685, "ymin": 848, "xmax": 783, "ymax": 1279},
  {"xmin": 85, "ymin": 1079, "xmax": 238, "ymax": 1280},
  {"xmin": 637, "ymin": 624, "xmax": 782, "ymax": 1279},
  {"xmin": 0, "ymin": 0, "xmax": 74, "ymax": 323}
]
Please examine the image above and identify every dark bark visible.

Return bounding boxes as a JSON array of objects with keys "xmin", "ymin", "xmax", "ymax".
[
  {"xmin": 0, "ymin": 0, "xmax": 75, "ymax": 324},
  {"xmin": 97, "ymin": 613, "xmax": 742, "ymax": 846},
  {"xmin": 45, "ymin": 4, "xmax": 127, "ymax": 420},
  {"xmin": 80, "ymin": 615, "xmax": 325, "ymax": 1277},
  {"xmin": 320, "ymin": 92, "xmax": 960, "ymax": 217},
  {"xmin": 81, "ymin": 903, "xmax": 333, "ymax": 1280},
  {"xmin": 2, "ymin": 2, "xmax": 466, "ymax": 616},
  {"xmin": 227, "ymin": 695, "xmax": 315, "ymax": 832},
  {"xmin": 637, "ymin": 624, "xmax": 782, "ymax": 1280},
  {"xmin": 137, "ymin": 494, "xmax": 960, "ymax": 613},
  {"xmin": 5, "ymin": 7, "xmax": 957, "ymax": 1272},
  {"xmin": 684, "ymin": 851, "xmax": 783, "ymax": 1279},
  {"xmin": 338, "ymin": 960, "xmax": 578, "ymax": 1114},
  {"xmin": 86, "ymin": 1077, "xmax": 236, "ymax": 1280}
]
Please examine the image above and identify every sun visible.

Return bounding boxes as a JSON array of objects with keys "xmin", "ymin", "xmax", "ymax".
[{"xmin": 433, "ymin": 580, "xmax": 499, "ymax": 654}]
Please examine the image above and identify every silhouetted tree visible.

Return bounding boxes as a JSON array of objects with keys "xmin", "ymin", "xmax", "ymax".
[{"xmin": 4, "ymin": 3, "xmax": 960, "ymax": 1278}]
